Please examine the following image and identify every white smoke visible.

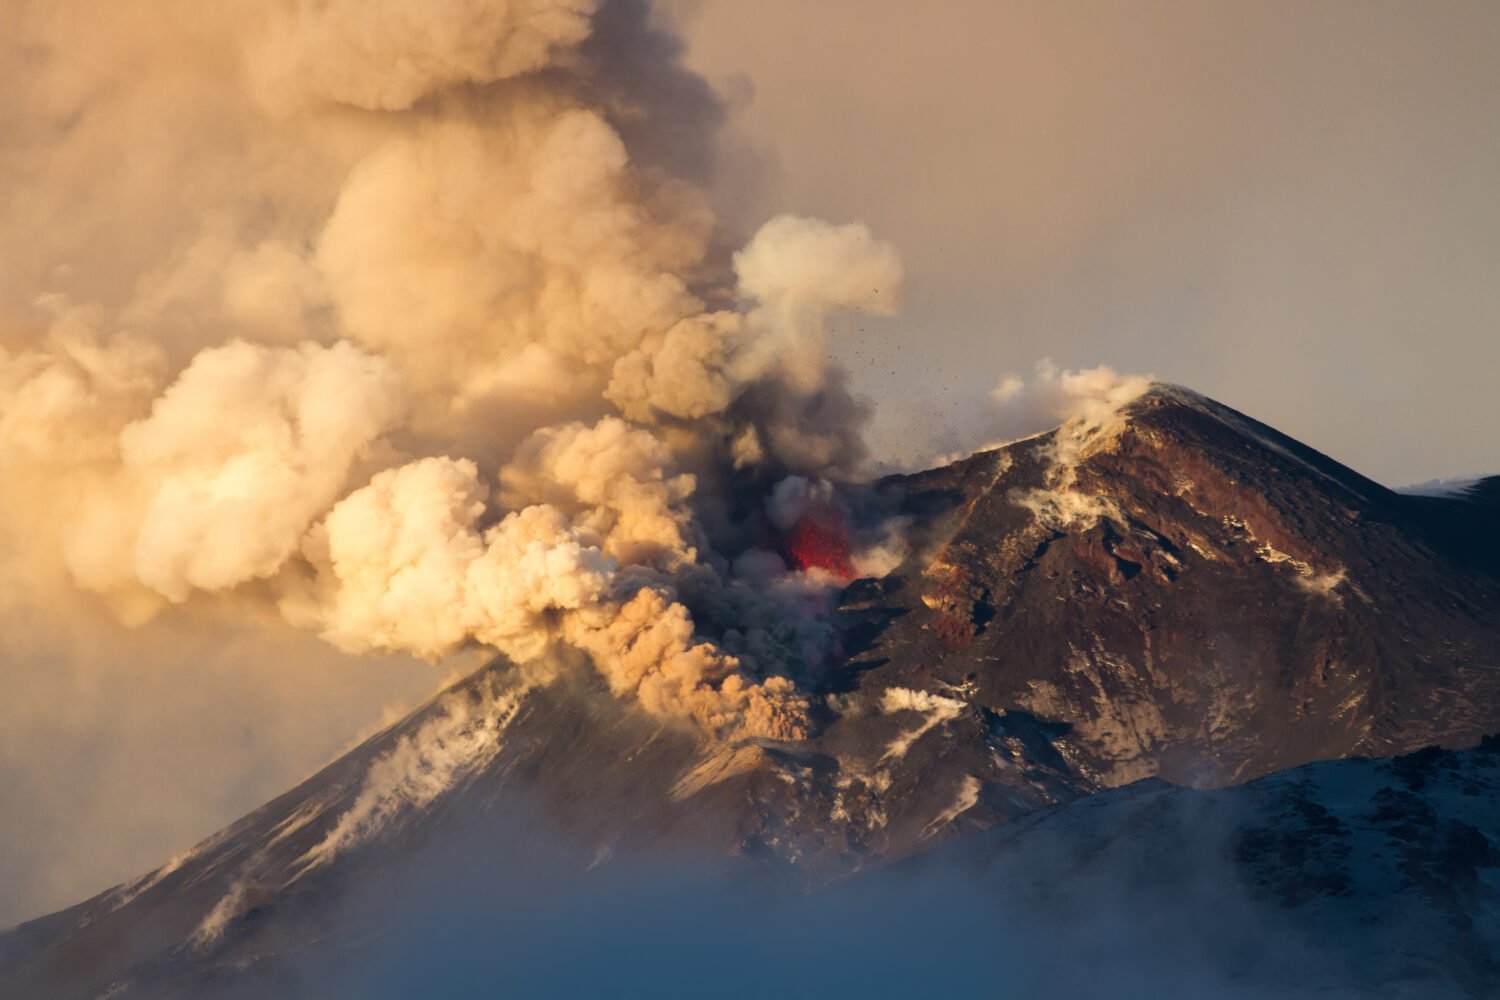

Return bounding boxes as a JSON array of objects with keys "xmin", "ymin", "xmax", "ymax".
[
  {"xmin": 997, "ymin": 361, "xmax": 1156, "ymax": 529},
  {"xmin": 734, "ymin": 214, "xmax": 903, "ymax": 392},
  {"xmin": 99, "ymin": 341, "xmax": 404, "ymax": 604},
  {"xmin": 0, "ymin": 0, "xmax": 900, "ymax": 741},
  {"xmin": 1010, "ymin": 361, "xmax": 1155, "ymax": 443}
]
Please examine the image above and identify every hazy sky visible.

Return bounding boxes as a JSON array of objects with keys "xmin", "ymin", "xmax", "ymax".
[{"xmin": 671, "ymin": 0, "xmax": 1500, "ymax": 484}]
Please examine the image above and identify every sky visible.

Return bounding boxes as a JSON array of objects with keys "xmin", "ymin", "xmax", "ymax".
[
  {"xmin": 2, "ymin": 0, "xmax": 1498, "ymax": 930},
  {"xmin": 670, "ymin": 0, "xmax": 1500, "ymax": 484}
]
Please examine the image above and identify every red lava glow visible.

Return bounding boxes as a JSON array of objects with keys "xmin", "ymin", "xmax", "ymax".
[{"xmin": 785, "ymin": 509, "xmax": 854, "ymax": 579}]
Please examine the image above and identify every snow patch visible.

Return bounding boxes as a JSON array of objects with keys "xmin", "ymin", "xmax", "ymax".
[
  {"xmin": 880, "ymin": 687, "xmax": 965, "ymax": 761},
  {"xmin": 1255, "ymin": 543, "xmax": 1345, "ymax": 600},
  {"xmin": 1011, "ymin": 366, "xmax": 1153, "ymax": 530},
  {"xmin": 1397, "ymin": 477, "xmax": 1483, "ymax": 498},
  {"xmin": 1185, "ymin": 539, "xmax": 1220, "ymax": 562},
  {"xmin": 1297, "ymin": 569, "xmax": 1347, "ymax": 599},
  {"xmin": 98, "ymin": 848, "xmax": 196, "ymax": 919},
  {"xmin": 297, "ymin": 677, "xmax": 529, "ymax": 872},
  {"xmin": 831, "ymin": 767, "xmax": 893, "ymax": 829},
  {"xmin": 188, "ymin": 678, "xmax": 531, "ymax": 949},
  {"xmin": 671, "ymin": 743, "xmax": 768, "ymax": 800},
  {"xmin": 922, "ymin": 774, "xmax": 983, "ymax": 838},
  {"xmin": 266, "ymin": 796, "xmax": 334, "ymax": 848},
  {"xmin": 191, "ymin": 880, "xmax": 250, "ymax": 950}
]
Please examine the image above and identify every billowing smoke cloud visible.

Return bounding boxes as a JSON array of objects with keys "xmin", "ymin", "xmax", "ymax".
[
  {"xmin": 998, "ymin": 360, "xmax": 1155, "ymax": 440},
  {"xmin": 247, "ymin": 0, "xmax": 598, "ymax": 113},
  {"xmin": 919, "ymin": 360, "xmax": 1154, "ymax": 529},
  {"xmin": 0, "ymin": 0, "xmax": 903, "ymax": 741},
  {"xmin": 981, "ymin": 361, "xmax": 1155, "ymax": 529},
  {"xmin": 75, "ymin": 340, "xmax": 405, "ymax": 605},
  {"xmin": 930, "ymin": 361, "xmax": 1152, "ymax": 463}
]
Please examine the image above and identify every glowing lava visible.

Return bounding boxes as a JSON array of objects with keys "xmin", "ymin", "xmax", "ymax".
[{"xmin": 784, "ymin": 509, "xmax": 854, "ymax": 579}]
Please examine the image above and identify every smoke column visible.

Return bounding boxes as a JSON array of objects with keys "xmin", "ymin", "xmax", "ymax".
[{"xmin": 0, "ymin": 0, "xmax": 909, "ymax": 740}]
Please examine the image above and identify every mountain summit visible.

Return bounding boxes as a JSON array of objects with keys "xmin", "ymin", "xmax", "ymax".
[{"xmin": 5, "ymin": 386, "xmax": 1499, "ymax": 998}]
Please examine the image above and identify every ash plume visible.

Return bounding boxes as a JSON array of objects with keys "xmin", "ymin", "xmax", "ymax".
[{"xmin": 0, "ymin": 0, "xmax": 903, "ymax": 740}]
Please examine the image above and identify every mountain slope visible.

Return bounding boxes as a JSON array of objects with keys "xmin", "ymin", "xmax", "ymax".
[
  {"xmin": 4, "ymin": 385, "xmax": 1500, "ymax": 997},
  {"xmin": 839, "ymin": 385, "xmax": 1500, "ymax": 787},
  {"xmin": 899, "ymin": 737, "xmax": 1500, "ymax": 998}
]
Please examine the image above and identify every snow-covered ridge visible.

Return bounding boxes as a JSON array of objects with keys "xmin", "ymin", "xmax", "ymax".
[
  {"xmin": 190, "ymin": 674, "xmax": 530, "ymax": 948},
  {"xmin": 1398, "ymin": 476, "xmax": 1485, "ymax": 498},
  {"xmin": 302, "ymin": 676, "xmax": 529, "ymax": 871}
]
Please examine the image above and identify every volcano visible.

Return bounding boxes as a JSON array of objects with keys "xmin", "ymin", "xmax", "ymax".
[{"xmin": 5, "ymin": 385, "xmax": 1500, "ymax": 998}]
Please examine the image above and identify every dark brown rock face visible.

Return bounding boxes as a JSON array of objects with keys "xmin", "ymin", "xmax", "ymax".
[{"xmin": 839, "ymin": 386, "xmax": 1500, "ymax": 791}]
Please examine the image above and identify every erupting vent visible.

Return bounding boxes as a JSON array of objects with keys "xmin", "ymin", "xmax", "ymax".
[{"xmin": 784, "ymin": 509, "xmax": 854, "ymax": 579}]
